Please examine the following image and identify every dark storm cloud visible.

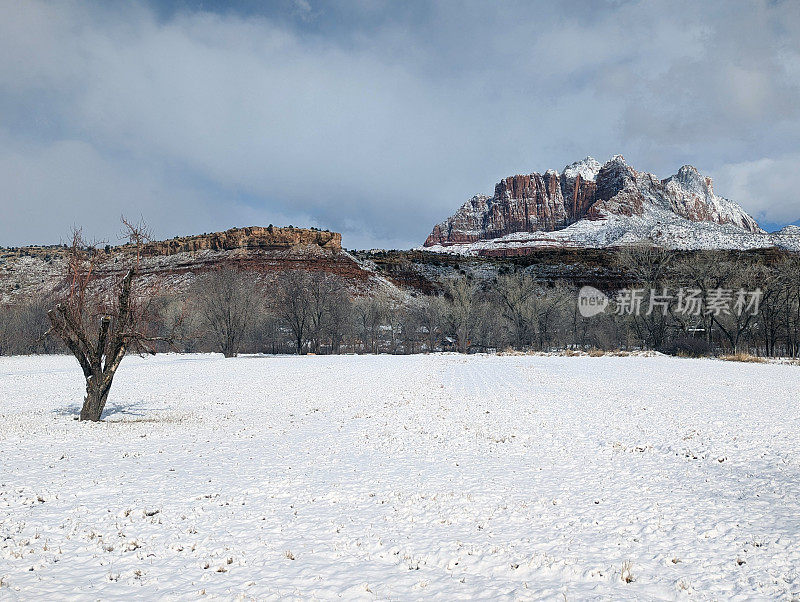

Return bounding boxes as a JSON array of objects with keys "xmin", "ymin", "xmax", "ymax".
[{"xmin": 1, "ymin": 0, "xmax": 799, "ymax": 248}]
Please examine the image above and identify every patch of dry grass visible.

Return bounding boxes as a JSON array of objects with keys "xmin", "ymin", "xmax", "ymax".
[{"xmin": 719, "ymin": 353, "xmax": 765, "ymax": 363}]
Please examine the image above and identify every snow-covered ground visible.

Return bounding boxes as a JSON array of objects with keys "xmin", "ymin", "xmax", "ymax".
[{"xmin": 1, "ymin": 354, "xmax": 799, "ymax": 600}]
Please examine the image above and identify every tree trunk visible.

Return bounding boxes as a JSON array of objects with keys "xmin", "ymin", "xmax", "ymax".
[{"xmin": 81, "ymin": 374, "xmax": 112, "ymax": 421}]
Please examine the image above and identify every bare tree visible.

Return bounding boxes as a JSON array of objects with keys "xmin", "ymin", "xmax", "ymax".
[
  {"xmin": 324, "ymin": 288, "xmax": 352, "ymax": 354},
  {"xmin": 353, "ymin": 293, "xmax": 387, "ymax": 354},
  {"xmin": 47, "ymin": 222, "xmax": 165, "ymax": 421},
  {"xmin": 778, "ymin": 257, "xmax": 800, "ymax": 357},
  {"xmin": 150, "ymin": 293, "xmax": 195, "ymax": 352},
  {"xmin": 494, "ymin": 271, "xmax": 537, "ymax": 349},
  {"xmin": 397, "ymin": 303, "xmax": 422, "ymax": 354},
  {"xmin": 385, "ymin": 298, "xmax": 407, "ymax": 354},
  {"xmin": 616, "ymin": 244, "xmax": 675, "ymax": 350},
  {"xmin": 195, "ymin": 267, "xmax": 261, "ymax": 358},
  {"xmin": 535, "ymin": 283, "xmax": 570, "ymax": 350},
  {"xmin": 755, "ymin": 268, "xmax": 785, "ymax": 357},
  {"xmin": 274, "ymin": 269, "xmax": 313, "ymax": 354},
  {"xmin": 306, "ymin": 272, "xmax": 348, "ymax": 354},
  {"xmin": 0, "ymin": 305, "xmax": 13, "ymax": 355},
  {"xmin": 413, "ymin": 295, "xmax": 446, "ymax": 352},
  {"xmin": 443, "ymin": 277, "xmax": 478, "ymax": 353},
  {"xmin": 0, "ymin": 299, "xmax": 56, "ymax": 356},
  {"xmin": 671, "ymin": 251, "xmax": 739, "ymax": 349},
  {"xmin": 708, "ymin": 262, "xmax": 767, "ymax": 353}
]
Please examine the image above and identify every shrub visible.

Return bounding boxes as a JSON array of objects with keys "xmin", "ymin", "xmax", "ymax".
[
  {"xmin": 659, "ymin": 336, "xmax": 710, "ymax": 357},
  {"xmin": 620, "ymin": 560, "xmax": 635, "ymax": 583}
]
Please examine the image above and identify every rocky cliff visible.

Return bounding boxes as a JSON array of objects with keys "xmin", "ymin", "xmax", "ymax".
[
  {"xmin": 424, "ymin": 156, "xmax": 765, "ymax": 249},
  {"xmin": 1, "ymin": 226, "xmax": 341, "ymax": 261},
  {"xmin": 134, "ymin": 226, "xmax": 341, "ymax": 256}
]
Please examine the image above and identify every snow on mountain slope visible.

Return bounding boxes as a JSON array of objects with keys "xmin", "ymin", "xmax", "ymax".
[
  {"xmin": 663, "ymin": 165, "xmax": 763, "ymax": 233},
  {"xmin": 0, "ymin": 227, "xmax": 401, "ymax": 306},
  {"xmin": 424, "ymin": 210, "xmax": 800, "ymax": 255},
  {"xmin": 423, "ymin": 155, "xmax": 794, "ymax": 253},
  {"xmin": 562, "ymin": 156, "xmax": 602, "ymax": 182}
]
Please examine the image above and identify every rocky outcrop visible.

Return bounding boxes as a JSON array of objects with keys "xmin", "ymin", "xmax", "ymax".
[
  {"xmin": 424, "ymin": 156, "xmax": 764, "ymax": 247},
  {"xmin": 1, "ymin": 226, "xmax": 341, "ymax": 262},
  {"xmin": 134, "ymin": 226, "xmax": 341, "ymax": 256},
  {"xmin": 663, "ymin": 166, "xmax": 762, "ymax": 232}
]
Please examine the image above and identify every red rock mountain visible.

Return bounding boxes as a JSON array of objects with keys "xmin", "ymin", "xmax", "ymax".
[{"xmin": 424, "ymin": 156, "xmax": 763, "ymax": 247}]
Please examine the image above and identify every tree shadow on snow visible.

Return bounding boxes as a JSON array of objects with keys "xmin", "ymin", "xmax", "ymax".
[
  {"xmin": 52, "ymin": 404, "xmax": 82, "ymax": 417},
  {"xmin": 52, "ymin": 401, "xmax": 167, "ymax": 421}
]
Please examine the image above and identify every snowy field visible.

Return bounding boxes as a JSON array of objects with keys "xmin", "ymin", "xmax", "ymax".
[{"xmin": 1, "ymin": 353, "xmax": 799, "ymax": 600}]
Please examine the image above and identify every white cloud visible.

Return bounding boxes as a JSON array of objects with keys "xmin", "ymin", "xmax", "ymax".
[
  {"xmin": 0, "ymin": 132, "xmax": 314, "ymax": 245},
  {"xmin": 713, "ymin": 155, "xmax": 800, "ymax": 227},
  {"xmin": 0, "ymin": 0, "xmax": 798, "ymax": 247}
]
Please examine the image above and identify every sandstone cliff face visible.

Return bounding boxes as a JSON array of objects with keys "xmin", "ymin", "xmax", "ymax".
[
  {"xmin": 136, "ymin": 226, "xmax": 341, "ymax": 256},
  {"xmin": 424, "ymin": 156, "xmax": 764, "ymax": 247}
]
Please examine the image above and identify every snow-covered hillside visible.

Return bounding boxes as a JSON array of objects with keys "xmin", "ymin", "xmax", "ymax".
[
  {"xmin": 2, "ymin": 353, "xmax": 799, "ymax": 599},
  {"xmin": 0, "ymin": 245, "xmax": 398, "ymax": 306}
]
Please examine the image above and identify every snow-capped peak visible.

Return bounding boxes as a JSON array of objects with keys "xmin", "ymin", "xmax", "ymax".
[
  {"xmin": 604, "ymin": 154, "xmax": 630, "ymax": 168},
  {"xmin": 666, "ymin": 165, "xmax": 712, "ymax": 196},
  {"xmin": 562, "ymin": 156, "xmax": 601, "ymax": 182}
]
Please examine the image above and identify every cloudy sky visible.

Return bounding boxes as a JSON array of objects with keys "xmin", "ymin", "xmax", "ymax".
[{"xmin": 2, "ymin": 0, "xmax": 799, "ymax": 249}]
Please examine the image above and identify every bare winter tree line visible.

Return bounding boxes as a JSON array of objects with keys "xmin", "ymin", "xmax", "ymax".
[{"xmin": 3, "ymin": 246, "xmax": 800, "ymax": 360}]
